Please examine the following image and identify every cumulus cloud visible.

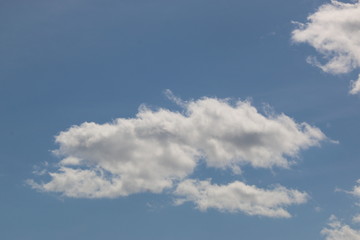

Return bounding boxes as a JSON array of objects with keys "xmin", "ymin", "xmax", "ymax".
[
  {"xmin": 322, "ymin": 215, "xmax": 360, "ymax": 240},
  {"xmin": 292, "ymin": 0, "xmax": 360, "ymax": 75},
  {"xmin": 29, "ymin": 93, "xmax": 325, "ymax": 203},
  {"xmin": 173, "ymin": 179, "xmax": 308, "ymax": 218}
]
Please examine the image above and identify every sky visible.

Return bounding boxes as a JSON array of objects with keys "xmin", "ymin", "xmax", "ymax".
[{"xmin": 2, "ymin": 0, "xmax": 360, "ymax": 239}]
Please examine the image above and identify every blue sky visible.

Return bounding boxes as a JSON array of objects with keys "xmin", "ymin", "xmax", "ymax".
[{"xmin": 2, "ymin": 0, "xmax": 360, "ymax": 239}]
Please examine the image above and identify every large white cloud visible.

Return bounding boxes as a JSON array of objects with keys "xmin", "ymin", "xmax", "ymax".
[
  {"xmin": 292, "ymin": 0, "xmax": 360, "ymax": 75},
  {"xmin": 29, "ymin": 94, "xmax": 325, "ymax": 210},
  {"xmin": 174, "ymin": 179, "xmax": 308, "ymax": 218},
  {"xmin": 322, "ymin": 216, "xmax": 360, "ymax": 240}
]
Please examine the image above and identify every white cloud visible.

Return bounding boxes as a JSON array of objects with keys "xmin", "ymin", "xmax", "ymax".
[
  {"xmin": 29, "ymin": 94, "xmax": 325, "ymax": 200},
  {"xmin": 173, "ymin": 179, "xmax": 308, "ymax": 218},
  {"xmin": 353, "ymin": 215, "xmax": 360, "ymax": 224},
  {"xmin": 350, "ymin": 74, "xmax": 360, "ymax": 95},
  {"xmin": 320, "ymin": 180, "xmax": 360, "ymax": 239},
  {"xmin": 348, "ymin": 179, "xmax": 360, "ymax": 198},
  {"xmin": 292, "ymin": 0, "xmax": 360, "ymax": 75},
  {"xmin": 322, "ymin": 215, "xmax": 360, "ymax": 240}
]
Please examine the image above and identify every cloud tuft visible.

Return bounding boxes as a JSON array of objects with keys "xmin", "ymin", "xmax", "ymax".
[
  {"xmin": 174, "ymin": 179, "xmax": 309, "ymax": 218},
  {"xmin": 292, "ymin": 0, "xmax": 360, "ymax": 75},
  {"xmin": 322, "ymin": 215, "xmax": 360, "ymax": 240},
  {"xmin": 350, "ymin": 74, "xmax": 360, "ymax": 95}
]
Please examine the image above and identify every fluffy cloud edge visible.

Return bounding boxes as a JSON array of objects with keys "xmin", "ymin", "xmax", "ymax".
[
  {"xmin": 322, "ymin": 215, "xmax": 360, "ymax": 240},
  {"xmin": 320, "ymin": 179, "xmax": 360, "ymax": 239},
  {"xmin": 292, "ymin": 0, "xmax": 360, "ymax": 75},
  {"xmin": 28, "ymin": 93, "xmax": 326, "ymax": 212},
  {"xmin": 350, "ymin": 74, "xmax": 360, "ymax": 95}
]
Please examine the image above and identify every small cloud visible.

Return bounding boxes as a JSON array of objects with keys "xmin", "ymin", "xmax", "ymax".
[
  {"xmin": 353, "ymin": 214, "xmax": 360, "ymax": 224},
  {"xmin": 32, "ymin": 161, "xmax": 49, "ymax": 176},
  {"xmin": 322, "ymin": 215, "xmax": 360, "ymax": 240},
  {"xmin": 173, "ymin": 179, "xmax": 309, "ymax": 218},
  {"xmin": 292, "ymin": 0, "xmax": 360, "ymax": 91},
  {"xmin": 314, "ymin": 206, "xmax": 322, "ymax": 212},
  {"xmin": 350, "ymin": 74, "xmax": 360, "ymax": 95},
  {"xmin": 292, "ymin": 0, "xmax": 360, "ymax": 74},
  {"xmin": 338, "ymin": 179, "xmax": 360, "ymax": 199}
]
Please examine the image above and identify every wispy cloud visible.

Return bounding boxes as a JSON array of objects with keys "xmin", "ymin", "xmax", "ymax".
[
  {"xmin": 350, "ymin": 74, "xmax": 360, "ymax": 95},
  {"xmin": 174, "ymin": 179, "xmax": 308, "ymax": 218},
  {"xmin": 322, "ymin": 215, "xmax": 360, "ymax": 240},
  {"xmin": 321, "ymin": 180, "xmax": 360, "ymax": 239}
]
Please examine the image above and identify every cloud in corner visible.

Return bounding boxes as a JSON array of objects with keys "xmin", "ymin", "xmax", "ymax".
[
  {"xmin": 292, "ymin": 0, "xmax": 360, "ymax": 94},
  {"xmin": 322, "ymin": 215, "xmax": 360, "ymax": 240}
]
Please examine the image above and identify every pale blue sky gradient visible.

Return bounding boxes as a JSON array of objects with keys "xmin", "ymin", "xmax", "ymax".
[{"xmin": 1, "ymin": 0, "xmax": 360, "ymax": 239}]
